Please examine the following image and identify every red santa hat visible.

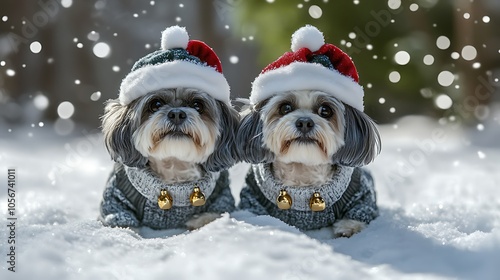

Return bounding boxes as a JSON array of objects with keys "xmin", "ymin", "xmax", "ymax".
[
  {"xmin": 250, "ymin": 25, "xmax": 364, "ymax": 111},
  {"xmin": 119, "ymin": 26, "xmax": 230, "ymax": 106}
]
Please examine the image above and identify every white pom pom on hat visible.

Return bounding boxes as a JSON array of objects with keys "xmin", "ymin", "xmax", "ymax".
[
  {"xmin": 291, "ymin": 25, "xmax": 325, "ymax": 52},
  {"xmin": 161, "ymin": 25, "xmax": 189, "ymax": 50}
]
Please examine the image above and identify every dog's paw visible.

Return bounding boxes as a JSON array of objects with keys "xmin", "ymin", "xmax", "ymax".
[
  {"xmin": 333, "ymin": 219, "xmax": 366, "ymax": 238},
  {"xmin": 185, "ymin": 212, "xmax": 221, "ymax": 230}
]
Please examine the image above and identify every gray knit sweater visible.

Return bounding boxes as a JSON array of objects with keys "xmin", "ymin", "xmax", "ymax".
[
  {"xmin": 239, "ymin": 163, "xmax": 378, "ymax": 230},
  {"xmin": 100, "ymin": 163, "xmax": 235, "ymax": 229}
]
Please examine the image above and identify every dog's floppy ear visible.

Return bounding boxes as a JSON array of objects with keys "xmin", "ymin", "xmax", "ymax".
[
  {"xmin": 235, "ymin": 102, "xmax": 275, "ymax": 164},
  {"xmin": 101, "ymin": 99, "xmax": 148, "ymax": 168},
  {"xmin": 202, "ymin": 101, "xmax": 240, "ymax": 172},
  {"xmin": 332, "ymin": 105, "xmax": 381, "ymax": 167}
]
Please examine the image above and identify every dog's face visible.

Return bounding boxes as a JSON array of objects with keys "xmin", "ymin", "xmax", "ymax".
[
  {"xmin": 237, "ymin": 90, "xmax": 381, "ymax": 167},
  {"xmin": 132, "ymin": 89, "xmax": 221, "ymax": 162},
  {"xmin": 260, "ymin": 91, "xmax": 346, "ymax": 165},
  {"xmin": 102, "ymin": 88, "xmax": 239, "ymax": 172}
]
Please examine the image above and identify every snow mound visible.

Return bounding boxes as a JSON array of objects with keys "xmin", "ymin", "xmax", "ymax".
[{"xmin": 1, "ymin": 117, "xmax": 499, "ymax": 279}]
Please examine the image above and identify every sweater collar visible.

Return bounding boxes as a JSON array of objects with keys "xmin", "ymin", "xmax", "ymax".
[
  {"xmin": 252, "ymin": 163, "xmax": 354, "ymax": 211},
  {"xmin": 124, "ymin": 165, "xmax": 219, "ymax": 207}
]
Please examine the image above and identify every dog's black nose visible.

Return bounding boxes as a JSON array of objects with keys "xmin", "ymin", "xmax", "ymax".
[
  {"xmin": 167, "ymin": 109, "xmax": 187, "ymax": 125},
  {"xmin": 295, "ymin": 117, "xmax": 314, "ymax": 134}
]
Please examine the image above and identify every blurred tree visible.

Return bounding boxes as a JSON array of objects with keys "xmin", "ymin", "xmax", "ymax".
[
  {"xmin": 0, "ymin": 0, "xmax": 256, "ymax": 132},
  {"xmin": 234, "ymin": 0, "xmax": 500, "ymax": 124},
  {"xmin": 0, "ymin": 0, "xmax": 498, "ymax": 132}
]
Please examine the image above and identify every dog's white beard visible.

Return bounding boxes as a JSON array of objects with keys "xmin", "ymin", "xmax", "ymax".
[
  {"xmin": 278, "ymin": 142, "xmax": 330, "ymax": 165},
  {"xmin": 151, "ymin": 138, "xmax": 210, "ymax": 162},
  {"xmin": 133, "ymin": 116, "xmax": 217, "ymax": 163},
  {"xmin": 264, "ymin": 117, "xmax": 345, "ymax": 166}
]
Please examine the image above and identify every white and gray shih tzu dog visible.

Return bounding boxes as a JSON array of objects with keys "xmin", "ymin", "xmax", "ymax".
[
  {"xmin": 237, "ymin": 25, "xmax": 381, "ymax": 237},
  {"xmin": 99, "ymin": 26, "xmax": 238, "ymax": 230}
]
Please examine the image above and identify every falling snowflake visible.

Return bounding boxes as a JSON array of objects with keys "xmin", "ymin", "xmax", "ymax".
[
  {"xmin": 30, "ymin": 41, "xmax": 42, "ymax": 54},
  {"xmin": 308, "ymin": 5, "xmax": 322, "ymax": 19},
  {"xmin": 229, "ymin": 56, "xmax": 239, "ymax": 64},
  {"xmin": 394, "ymin": 51, "xmax": 410, "ymax": 65},
  {"xmin": 57, "ymin": 101, "xmax": 75, "ymax": 119},
  {"xmin": 435, "ymin": 94, "xmax": 452, "ymax": 110},
  {"xmin": 437, "ymin": 71, "xmax": 454, "ymax": 87},
  {"xmin": 477, "ymin": 151, "xmax": 486, "ymax": 159},
  {"xmin": 93, "ymin": 42, "xmax": 111, "ymax": 58},
  {"xmin": 436, "ymin": 36, "xmax": 450, "ymax": 50},
  {"xmin": 389, "ymin": 71, "xmax": 401, "ymax": 83}
]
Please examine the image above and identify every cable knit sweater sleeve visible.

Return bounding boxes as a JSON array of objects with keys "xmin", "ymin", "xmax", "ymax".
[
  {"xmin": 238, "ymin": 184, "xmax": 268, "ymax": 215},
  {"xmin": 341, "ymin": 168, "xmax": 378, "ymax": 223},
  {"xmin": 99, "ymin": 171, "xmax": 141, "ymax": 228},
  {"xmin": 205, "ymin": 170, "xmax": 236, "ymax": 214}
]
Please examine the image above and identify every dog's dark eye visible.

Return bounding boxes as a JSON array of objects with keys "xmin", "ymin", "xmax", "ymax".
[
  {"xmin": 149, "ymin": 99, "xmax": 165, "ymax": 112},
  {"xmin": 279, "ymin": 103, "xmax": 293, "ymax": 115},
  {"xmin": 191, "ymin": 100, "xmax": 204, "ymax": 114},
  {"xmin": 318, "ymin": 105, "xmax": 333, "ymax": 118}
]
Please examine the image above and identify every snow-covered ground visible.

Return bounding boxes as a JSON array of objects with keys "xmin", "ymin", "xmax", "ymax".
[{"xmin": 1, "ymin": 116, "xmax": 499, "ymax": 280}]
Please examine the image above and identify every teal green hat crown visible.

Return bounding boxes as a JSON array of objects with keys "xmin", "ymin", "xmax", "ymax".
[{"xmin": 131, "ymin": 49, "xmax": 203, "ymax": 72}]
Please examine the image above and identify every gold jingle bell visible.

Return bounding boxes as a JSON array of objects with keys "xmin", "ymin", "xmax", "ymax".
[
  {"xmin": 276, "ymin": 190, "xmax": 292, "ymax": 210},
  {"xmin": 309, "ymin": 192, "xmax": 326, "ymax": 212},
  {"xmin": 158, "ymin": 189, "xmax": 173, "ymax": 210},
  {"xmin": 190, "ymin": 186, "xmax": 206, "ymax": 206}
]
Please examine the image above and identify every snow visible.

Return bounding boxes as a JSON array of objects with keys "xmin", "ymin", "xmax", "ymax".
[{"xmin": 1, "ymin": 116, "xmax": 500, "ymax": 279}]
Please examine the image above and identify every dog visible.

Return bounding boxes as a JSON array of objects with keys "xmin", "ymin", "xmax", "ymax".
[
  {"xmin": 99, "ymin": 26, "xmax": 239, "ymax": 230},
  {"xmin": 236, "ymin": 25, "xmax": 381, "ymax": 237}
]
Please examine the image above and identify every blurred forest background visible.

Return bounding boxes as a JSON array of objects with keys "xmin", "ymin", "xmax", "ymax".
[{"xmin": 0, "ymin": 0, "xmax": 499, "ymax": 135}]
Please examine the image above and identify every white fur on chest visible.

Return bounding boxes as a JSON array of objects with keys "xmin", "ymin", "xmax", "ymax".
[
  {"xmin": 149, "ymin": 157, "xmax": 202, "ymax": 184},
  {"xmin": 273, "ymin": 161, "xmax": 334, "ymax": 186}
]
